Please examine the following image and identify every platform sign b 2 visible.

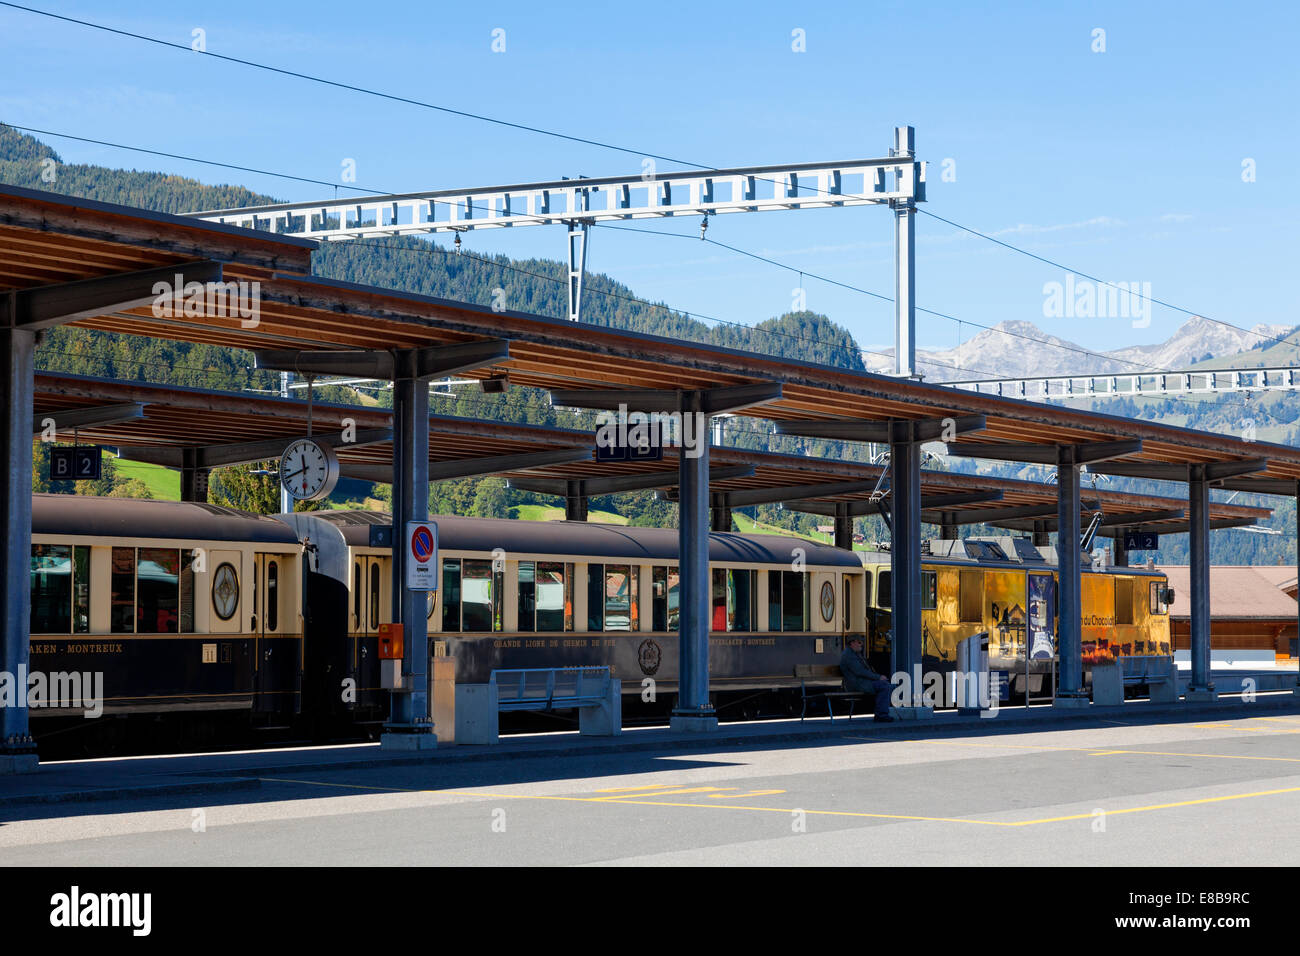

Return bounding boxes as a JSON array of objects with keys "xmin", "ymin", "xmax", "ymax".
[
  {"xmin": 405, "ymin": 521, "xmax": 437, "ymax": 591},
  {"xmin": 48, "ymin": 446, "xmax": 101, "ymax": 481}
]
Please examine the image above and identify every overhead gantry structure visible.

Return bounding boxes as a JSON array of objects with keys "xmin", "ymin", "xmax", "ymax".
[
  {"xmin": 4, "ymin": 183, "xmax": 1300, "ymax": 769},
  {"xmin": 184, "ymin": 127, "xmax": 927, "ymax": 376}
]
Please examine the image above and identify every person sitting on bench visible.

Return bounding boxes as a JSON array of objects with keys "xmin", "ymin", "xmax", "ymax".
[{"xmin": 840, "ymin": 636, "xmax": 895, "ymax": 722}]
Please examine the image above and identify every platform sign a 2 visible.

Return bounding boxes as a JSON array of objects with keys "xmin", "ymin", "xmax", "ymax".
[
  {"xmin": 1123, "ymin": 530, "xmax": 1159, "ymax": 551},
  {"xmin": 405, "ymin": 521, "xmax": 437, "ymax": 591}
]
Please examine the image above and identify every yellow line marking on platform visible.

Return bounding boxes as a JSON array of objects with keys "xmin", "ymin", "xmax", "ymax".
[
  {"xmin": 256, "ymin": 776, "xmax": 1300, "ymax": 829},
  {"xmin": 869, "ymin": 738, "xmax": 1300, "ymax": 764}
]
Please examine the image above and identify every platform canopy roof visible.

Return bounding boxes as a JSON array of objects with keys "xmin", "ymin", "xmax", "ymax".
[
  {"xmin": 6, "ymin": 184, "xmax": 1300, "ymax": 500},
  {"xmin": 31, "ymin": 372, "xmax": 1272, "ymax": 537}
]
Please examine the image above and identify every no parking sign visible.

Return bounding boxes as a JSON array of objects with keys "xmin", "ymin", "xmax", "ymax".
[{"xmin": 405, "ymin": 521, "xmax": 438, "ymax": 591}]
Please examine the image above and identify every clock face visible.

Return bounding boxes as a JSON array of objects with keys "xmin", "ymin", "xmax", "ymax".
[{"xmin": 279, "ymin": 438, "xmax": 339, "ymax": 501}]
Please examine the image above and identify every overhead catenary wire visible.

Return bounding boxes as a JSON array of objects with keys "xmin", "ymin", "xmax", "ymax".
[{"xmin": 8, "ymin": 0, "xmax": 1287, "ymax": 360}]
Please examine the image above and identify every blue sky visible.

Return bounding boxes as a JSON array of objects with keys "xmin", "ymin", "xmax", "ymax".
[{"xmin": 2, "ymin": 0, "xmax": 1296, "ymax": 369}]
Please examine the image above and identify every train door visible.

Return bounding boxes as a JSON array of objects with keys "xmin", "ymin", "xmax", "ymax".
[
  {"xmin": 352, "ymin": 554, "xmax": 388, "ymax": 709},
  {"xmin": 252, "ymin": 553, "xmax": 296, "ymax": 715}
]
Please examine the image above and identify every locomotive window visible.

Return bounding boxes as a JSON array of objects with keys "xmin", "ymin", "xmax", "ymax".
[
  {"xmin": 1149, "ymin": 580, "xmax": 1169, "ymax": 615},
  {"xmin": 587, "ymin": 564, "xmax": 604, "ymax": 631},
  {"xmin": 462, "ymin": 559, "xmax": 496, "ymax": 632},
  {"xmin": 73, "ymin": 545, "xmax": 91, "ymax": 634},
  {"xmin": 110, "ymin": 547, "xmax": 136, "ymax": 634},
  {"xmin": 352, "ymin": 563, "xmax": 361, "ymax": 629},
  {"xmin": 1115, "ymin": 577, "xmax": 1134, "ymax": 626},
  {"xmin": 29, "ymin": 544, "xmax": 72, "ymax": 634},
  {"xmin": 368, "ymin": 563, "xmax": 380, "ymax": 630},
  {"xmin": 180, "ymin": 550, "xmax": 195, "ymax": 634},
  {"xmin": 921, "ymin": 571, "xmax": 937, "ymax": 611},
  {"xmin": 958, "ymin": 570, "xmax": 982, "ymax": 624},
  {"xmin": 441, "ymin": 559, "xmax": 462, "ymax": 631},
  {"xmin": 137, "ymin": 548, "xmax": 180, "ymax": 634},
  {"xmin": 877, "ymin": 570, "xmax": 892, "ymax": 609},
  {"xmin": 267, "ymin": 560, "xmax": 279, "ymax": 632},
  {"xmin": 604, "ymin": 565, "xmax": 637, "ymax": 631},
  {"xmin": 536, "ymin": 562, "xmax": 568, "ymax": 632},
  {"xmin": 518, "ymin": 561, "xmax": 537, "ymax": 631}
]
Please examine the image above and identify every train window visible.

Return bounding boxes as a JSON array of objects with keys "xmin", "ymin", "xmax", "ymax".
[
  {"xmin": 30, "ymin": 544, "xmax": 72, "ymax": 634},
  {"xmin": 921, "ymin": 571, "xmax": 937, "ymax": 611},
  {"xmin": 462, "ymin": 559, "xmax": 497, "ymax": 632},
  {"xmin": 863, "ymin": 570, "xmax": 873, "ymax": 608},
  {"xmin": 587, "ymin": 564, "xmax": 604, "ymax": 631},
  {"xmin": 604, "ymin": 565, "xmax": 638, "ymax": 631},
  {"xmin": 711, "ymin": 568, "xmax": 727, "ymax": 632},
  {"xmin": 653, "ymin": 566, "xmax": 678, "ymax": 631},
  {"xmin": 517, "ymin": 561, "xmax": 537, "ymax": 631},
  {"xmin": 267, "ymin": 561, "xmax": 279, "ymax": 632},
  {"xmin": 212, "ymin": 563, "xmax": 239, "ymax": 622},
  {"xmin": 138, "ymin": 548, "xmax": 180, "ymax": 634},
  {"xmin": 958, "ymin": 570, "xmax": 982, "ymax": 624},
  {"xmin": 441, "ymin": 559, "xmax": 462, "ymax": 631},
  {"xmin": 767, "ymin": 572, "xmax": 782, "ymax": 631},
  {"xmin": 73, "ymin": 545, "xmax": 91, "ymax": 634},
  {"xmin": 877, "ymin": 570, "xmax": 892, "ymax": 609},
  {"xmin": 352, "ymin": 563, "xmax": 362, "ymax": 629},
  {"xmin": 180, "ymin": 550, "xmax": 195, "ymax": 633},
  {"xmin": 536, "ymin": 562, "xmax": 568, "ymax": 632},
  {"xmin": 1149, "ymin": 580, "xmax": 1168, "ymax": 615},
  {"xmin": 110, "ymin": 547, "xmax": 136, "ymax": 634},
  {"xmin": 781, "ymin": 571, "xmax": 808, "ymax": 632},
  {"xmin": 369, "ymin": 563, "xmax": 381, "ymax": 630},
  {"xmin": 730, "ymin": 569, "xmax": 756, "ymax": 632},
  {"xmin": 1115, "ymin": 578, "xmax": 1134, "ymax": 626}
]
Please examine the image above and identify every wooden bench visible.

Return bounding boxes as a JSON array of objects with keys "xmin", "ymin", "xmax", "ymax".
[
  {"xmin": 456, "ymin": 666, "xmax": 621, "ymax": 744},
  {"xmin": 794, "ymin": 664, "xmax": 868, "ymax": 722}
]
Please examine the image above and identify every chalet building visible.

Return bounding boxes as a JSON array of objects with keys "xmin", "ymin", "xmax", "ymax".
[{"xmin": 1159, "ymin": 565, "xmax": 1298, "ymax": 661}]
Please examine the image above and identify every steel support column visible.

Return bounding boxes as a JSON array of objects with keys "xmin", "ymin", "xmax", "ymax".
[
  {"xmin": 1295, "ymin": 479, "xmax": 1300, "ymax": 694},
  {"xmin": 382, "ymin": 363, "xmax": 436, "ymax": 747},
  {"xmin": 1112, "ymin": 530, "xmax": 1129, "ymax": 568},
  {"xmin": 565, "ymin": 494, "xmax": 588, "ymax": 522},
  {"xmin": 180, "ymin": 467, "xmax": 209, "ymax": 503},
  {"xmin": 1186, "ymin": 466, "xmax": 1216, "ymax": 699},
  {"xmin": 0, "ymin": 325, "xmax": 38, "ymax": 771},
  {"xmin": 710, "ymin": 493, "xmax": 732, "ymax": 533},
  {"xmin": 892, "ymin": 126, "xmax": 917, "ymax": 378},
  {"xmin": 671, "ymin": 404, "xmax": 715, "ymax": 730},
  {"xmin": 890, "ymin": 436, "xmax": 923, "ymax": 709},
  {"xmin": 939, "ymin": 513, "xmax": 958, "ymax": 540},
  {"xmin": 1055, "ymin": 456, "xmax": 1087, "ymax": 706},
  {"xmin": 834, "ymin": 504, "xmax": 854, "ymax": 550}
]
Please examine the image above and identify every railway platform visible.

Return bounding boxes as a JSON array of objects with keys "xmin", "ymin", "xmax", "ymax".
[{"xmin": 4, "ymin": 691, "xmax": 1296, "ymax": 813}]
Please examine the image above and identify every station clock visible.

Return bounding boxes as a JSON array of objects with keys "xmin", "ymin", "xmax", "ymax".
[{"xmin": 279, "ymin": 437, "xmax": 340, "ymax": 502}]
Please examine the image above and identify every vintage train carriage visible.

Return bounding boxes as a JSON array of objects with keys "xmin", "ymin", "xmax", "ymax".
[
  {"xmin": 285, "ymin": 511, "xmax": 868, "ymax": 709},
  {"xmin": 860, "ymin": 535, "xmax": 1172, "ymax": 695},
  {"xmin": 29, "ymin": 494, "xmax": 304, "ymax": 721}
]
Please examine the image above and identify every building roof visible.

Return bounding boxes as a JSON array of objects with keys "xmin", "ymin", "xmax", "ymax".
[
  {"xmin": 6, "ymin": 185, "xmax": 1300, "ymax": 497},
  {"xmin": 1158, "ymin": 565, "xmax": 1300, "ymax": 620},
  {"xmin": 31, "ymin": 372, "xmax": 1275, "ymax": 536}
]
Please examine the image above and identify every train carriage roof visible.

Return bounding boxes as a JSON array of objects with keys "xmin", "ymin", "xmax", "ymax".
[
  {"xmin": 307, "ymin": 510, "xmax": 865, "ymax": 567},
  {"xmin": 32, "ymin": 494, "xmax": 301, "ymax": 544}
]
